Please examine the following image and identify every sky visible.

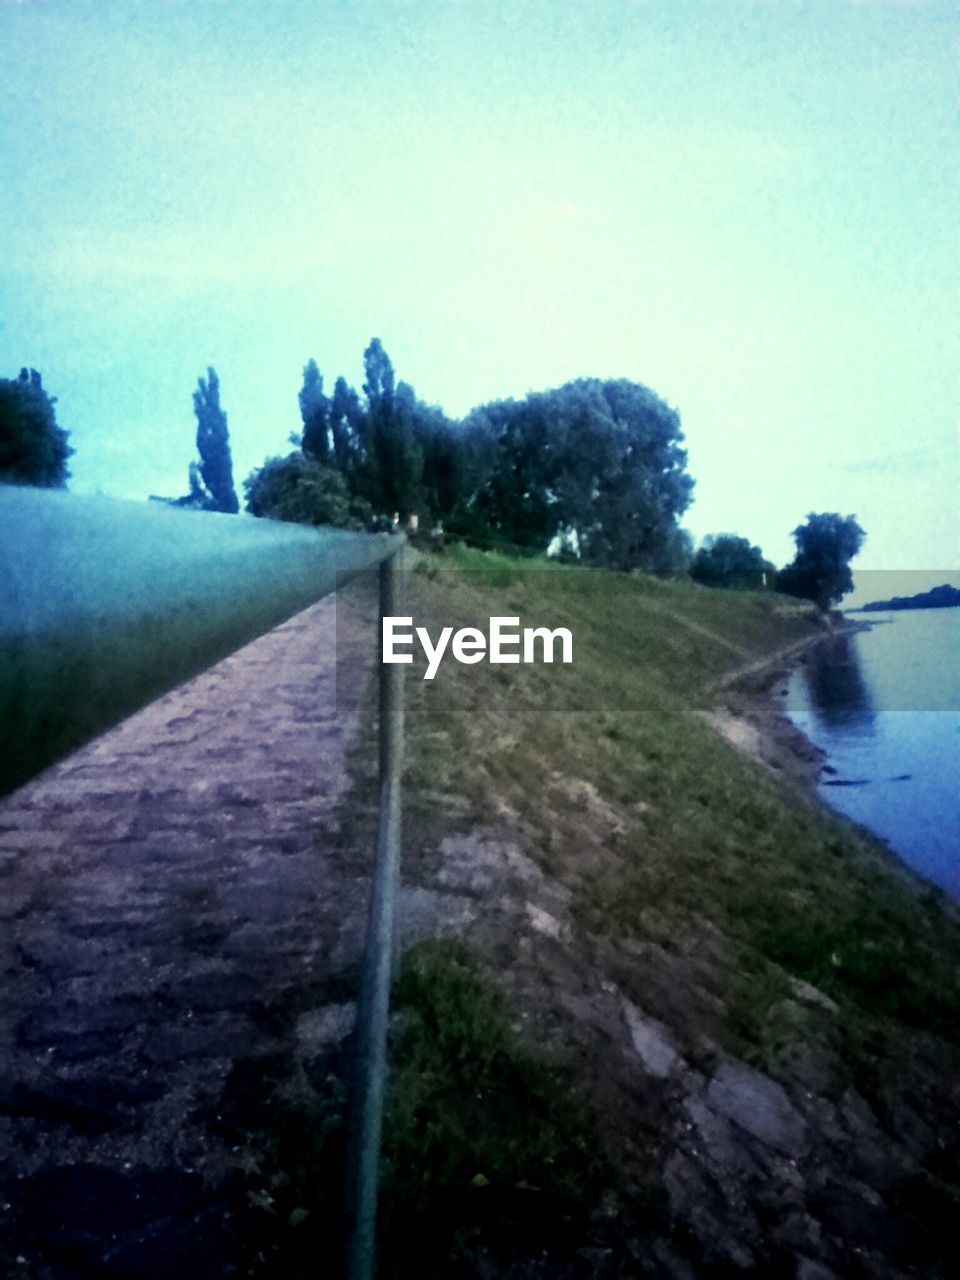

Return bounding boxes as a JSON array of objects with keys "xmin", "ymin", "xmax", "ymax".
[{"xmin": 2, "ymin": 0, "xmax": 957, "ymax": 583}]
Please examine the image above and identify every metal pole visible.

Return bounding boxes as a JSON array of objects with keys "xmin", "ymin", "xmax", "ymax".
[{"xmin": 344, "ymin": 540, "xmax": 405, "ymax": 1280}]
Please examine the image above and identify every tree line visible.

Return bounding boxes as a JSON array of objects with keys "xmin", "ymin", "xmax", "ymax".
[
  {"xmin": 244, "ymin": 338, "xmax": 698, "ymax": 575},
  {"xmin": 0, "ymin": 352, "xmax": 865, "ymax": 609}
]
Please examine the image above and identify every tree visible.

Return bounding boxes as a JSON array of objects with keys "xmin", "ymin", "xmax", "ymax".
[
  {"xmin": 0, "ymin": 368, "xmax": 72, "ymax": 487},
  {"xmin": 691, "ymin": 534, "xmax": 775, "ymax": 590},
  {"xmin": 776, "ymin": 513, "xmax": 866, "ymax": 611},
  {"xmin": 299, "ymin": 359, "xmax": 330, "ymax": 464},
  {"xmin": 655, "ymin": 525, "xmax": 695, "ymax": 577},
  {"xmin": 461, "ymin": 378, "xmax": 694, "ymax": 570},
  {"xmin": 330, "ymin": 375, "xmax": 362, "ymax": 475},
  {"xmin": 244, "ymin": 452, "xmax": 371, "ymax": 528},
  {"xmin": 419, "ymin": 409, "xmax": 485, "ymax": 526},
  {"xmin": 190, "ymin": 367, "xmax": 239, "ymax": 513},
  {"xmin": 354, "ymin": 339, "xmax": 426, "ymax": 519}
]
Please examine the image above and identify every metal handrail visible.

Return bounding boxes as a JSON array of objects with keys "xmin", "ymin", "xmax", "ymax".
[{"xmin": 343, "ymin": 538, "xmax": 406, "ymax": 1280}]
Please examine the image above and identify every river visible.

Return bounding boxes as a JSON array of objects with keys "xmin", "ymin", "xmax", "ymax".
[{"xmin": 785, "ymin": 608, "xmax": 960, "ymax": 899}]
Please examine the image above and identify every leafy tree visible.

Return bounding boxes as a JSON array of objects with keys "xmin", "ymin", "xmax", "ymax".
[
  {"xmin": 777, "ymin": 513, "xmax": 866, "ymax": 611},
  {"xmin": 419, "ymin": 410, "xmax": 486, "ymax": 526},
  {"xmin": 299, "ymin": 359, "xmax": 330, "ymax": 464},
  {"xmin": 188, "ymin": 367, "xmax": 239, "ymax": 513},
  {"xmin": 244, "ymin": 452, "xmax": 371, "ymax": 528},
  {"xmin": 245, "ymin": 339, "xmax": 474, "ymax": 529},
  {"xmin": 691, "ymin": 534, "xmax": 775, "ymax": 590},
  {"xmin": 357, "ymin": 339, "xmax": 438, "ymax": 519},
  {"xmin": 0, "ymin": 368, "xmax": 72, "ymax": 487},
  {"xmin": 330, "ymin": 375, "xmax": 362, "ymax": 475},
  {"xmin": 461, "ymin": 378, "xmax": 694, "ymax": 570},
  {"xmin": 357, "ymin": 338, "xmax": 425, "ymax": 518},
  {"xmin": 655, "ymin": 524, "xmax": 695, "ymax": 577}
]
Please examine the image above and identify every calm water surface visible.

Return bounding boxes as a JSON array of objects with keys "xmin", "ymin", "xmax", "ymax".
[{"xmin": 785, "ymin": 609, "xmax": 959, "ymax": 899}]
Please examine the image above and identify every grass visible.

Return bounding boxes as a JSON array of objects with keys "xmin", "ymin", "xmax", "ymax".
[
  {"xmin": 230, "ymin": 940, "xmax": 609, "ymax": 1278},
  {"xmin": 380, "ymin": 940, "xmax": 610, "ymax": 1265},
  {"xmin": 171, "ymin": 540, "xmax": 957, "ymax": 1272},
  {"xmin": 401, "ymin": 545, "xmax": 960, "ymax": 1068}
]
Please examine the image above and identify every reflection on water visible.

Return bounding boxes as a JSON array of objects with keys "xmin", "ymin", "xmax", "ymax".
[
  {"xmin": 786, "ymin": 610, "xmax": 960, "ymax": 899},
  {"xmin": 798, "ymin": 632, "xmax": 875, "ymax": 734}
]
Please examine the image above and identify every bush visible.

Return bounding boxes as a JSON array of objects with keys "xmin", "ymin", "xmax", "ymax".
[{"xmin": 244, "ymin": 453, "xmax": 372, "ymax": 528}]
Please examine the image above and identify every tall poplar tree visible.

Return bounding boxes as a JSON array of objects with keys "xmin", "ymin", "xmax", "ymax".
[
  {"xmin": 299, "ymin": 359, "xmax": 330, "ymax": 464},
  {"xmin": 361, "ymin": 338, "xmax": 423, "ymax": 518},
  {"xmin": 191, "ymin": 367, "xmax": 239, "ymax": 513}
]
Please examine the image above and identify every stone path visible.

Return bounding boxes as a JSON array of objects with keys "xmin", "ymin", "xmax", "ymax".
[{"xmin": 0, "ymin": 582, "xmax": 381, "ymax": 1278}]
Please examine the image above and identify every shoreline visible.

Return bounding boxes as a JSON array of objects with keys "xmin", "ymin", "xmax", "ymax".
[
  {"xmin": 707, "ymin": 618, "xmax": 960, "ymax": 916},
  {"xmin": 703, "ymin": 618, "xmax": 868, "ymax": 796}
]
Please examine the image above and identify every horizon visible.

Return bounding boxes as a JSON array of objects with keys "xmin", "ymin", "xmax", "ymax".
[{"xmin": 2, "ymin": 0, "xmax": 957, "ymax": 574}]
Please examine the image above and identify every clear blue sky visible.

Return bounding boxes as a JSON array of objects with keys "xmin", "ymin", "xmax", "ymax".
[{"xmin": 2, "ymin": 0, "xmax": 957, "ymax": 577}]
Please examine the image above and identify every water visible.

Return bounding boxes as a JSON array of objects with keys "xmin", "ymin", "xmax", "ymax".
[{"xmin": 785, "ymin": 609, "xmax": 960, "ymax": 899}]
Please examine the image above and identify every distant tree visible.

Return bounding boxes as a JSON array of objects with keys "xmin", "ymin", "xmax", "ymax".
[
  {"xmin": 0, "ymin": 368, "xmax": 72, "ymax": 487},
  {"xmin": 246, "ymin": 340, "xmax": 476, "ymax": 530},
  {"xmin": 691, "ymin": 534, "xmax": 775, "ymax": 590},
  {"xmin": 419, "ymin": 410, "xmax": 483, "ymax": 526},
  {"xmin": 299, "ymin": 359, "xmax": 331, "ymax": 465},
  {"xmin": 356, "ymin": 339, "xmax": 425, "ymax": 519},
  {"xmin": 462, "ymin": 378, "xmax": 694, "ymax": 570},
  {"xmin": 777, "ymin": 513, "xmax": 866, "ymax": 611},
  {"xmin": 330, "ymin": 375, "xmax": 362, "ymax": 475},
  {"xmin": 655, "ymin": 525, "xmax": 695, "ymax": 577},
  {"xmin": 188, "ymin": 367, "xmax": 239, "ymax": 513},
  {"xmin": 244, "ymin": 452, "xmax": 371, "ymax": 528}
]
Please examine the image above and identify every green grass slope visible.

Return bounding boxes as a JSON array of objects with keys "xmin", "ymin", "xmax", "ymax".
[{"xmin": 403, "ymin": 546, "xmax": 958, "ymax": 1044}]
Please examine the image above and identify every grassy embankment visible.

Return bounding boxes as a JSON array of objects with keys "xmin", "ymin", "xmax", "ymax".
[
  {"xmin": 247, "ymin": 544, "xmax": 960, "ymax": 1275},
  {"xmin": 399, "ymin": 544, "xmax": 958, "ymax": 1046}
]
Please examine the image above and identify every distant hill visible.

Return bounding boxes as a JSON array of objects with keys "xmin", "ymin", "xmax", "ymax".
[{"xmin": 854, "ymin": 582, "xmax": 960, "ymax": 613}]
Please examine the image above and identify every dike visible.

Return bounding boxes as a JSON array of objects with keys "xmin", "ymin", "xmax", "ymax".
[{"xmin": 1, "ymin": 551, "xmax": 957, "ymax": 1278}]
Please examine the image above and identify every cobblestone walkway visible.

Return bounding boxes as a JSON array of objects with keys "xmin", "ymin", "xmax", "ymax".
[{"xmin": 0, "ymin": 584, "xmax": 380, "ymax": 1278}]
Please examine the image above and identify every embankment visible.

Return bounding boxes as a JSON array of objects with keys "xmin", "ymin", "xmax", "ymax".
[
  {"xmin": 2, "ymin": 547, "xmax": 956, "ymax": 1278},
  {"xmin": 359, "ymin": 550, "xmax": 960, "ymax": 1277}
]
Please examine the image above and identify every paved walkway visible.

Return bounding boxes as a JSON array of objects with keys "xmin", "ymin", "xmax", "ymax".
[{"xmin": 0, "ymin": 583, "xmax": 380, "ymax": 1278}]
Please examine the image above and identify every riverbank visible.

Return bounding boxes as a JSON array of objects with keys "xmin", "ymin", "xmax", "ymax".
[
  {"xmin": 703, "ymin": 616, "xmax": 871, "ymax": 793},
  {"xmin": 710, "ymin": 616, "xmax": 960, "ymax": 917},
  {"xmin": 357, "ymin": 551, "xmax": 960, "ymax": 1277},
  {"xmin": 2, "ymin": 554, "xmax": 957, "ymax": 1277}
]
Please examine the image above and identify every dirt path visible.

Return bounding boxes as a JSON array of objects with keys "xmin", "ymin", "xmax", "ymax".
[{"xmin": 0, "ymin": 582, "xmax": 380, "ymax": 1279}]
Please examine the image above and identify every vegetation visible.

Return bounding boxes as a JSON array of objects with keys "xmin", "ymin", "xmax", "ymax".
[
  {"xmin": 168, "ymin": 366, "xmax": 239, "ymax": 513},
  {"xmin": 248, "ymin": 341, "xmax": 469, "ymax": 532},
  {"xmin": 382, "ymin": 942, "xmax": 608, "ymax": 1239},
  {"xmin": 243, "ymin": 453, "xmax": 371, "ymax": 529},
  {"xmin": 400, "ymin": 547, "xmax": 959, "ymax": 1061},
  {"xmin": 232, "ymin": 546, "xmax": 955, "ymax": 1274},
  {"xmin": 229, "ymin": 940, "xmax": 609, "ymax": 1277},
  {"xmin": 691, "ymin": 532, "xmax": 775, "ymax": 590},
  {"xmin": 245, "ymin": 344, "xmax": 696, "ymax": 571},
  {"xmin": 858, "ymin": 582, "xmax": 960, "ymax": 612},
  {"xmin": 777, "ymin": 511, "xmax": 865, "ymax": 611},
  {"xmin": 0, "ymin": 368, "xmax": 72, "ymax": 487},
  {"xmin": 456, "ymin": 378, "xmax": 694, "ymax": 571}
]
